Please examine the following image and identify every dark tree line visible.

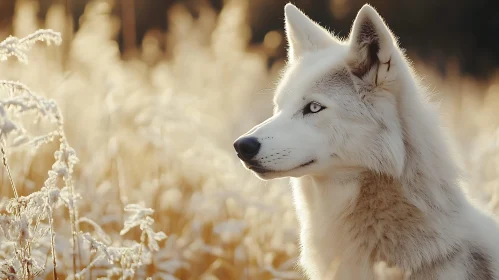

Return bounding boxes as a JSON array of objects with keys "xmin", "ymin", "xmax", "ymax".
[{"xmin": 1, "ymin": 0, "xmax": 498, "ymax": 78}]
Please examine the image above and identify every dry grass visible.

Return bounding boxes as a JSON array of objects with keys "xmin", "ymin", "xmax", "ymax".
[{"xmin": 0, "ymin": 0, "xmax": 498, "ymax": 279}]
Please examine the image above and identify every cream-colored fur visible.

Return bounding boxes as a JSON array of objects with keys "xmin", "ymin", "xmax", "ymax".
[{"xmin": 234, "ymin": 3, "xmax": 499, "ymax": 279}]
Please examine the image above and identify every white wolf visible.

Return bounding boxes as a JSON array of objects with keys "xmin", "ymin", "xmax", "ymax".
[{"xmin": 234, "ymin": 3, "xmax": 499, "ymax": 280}]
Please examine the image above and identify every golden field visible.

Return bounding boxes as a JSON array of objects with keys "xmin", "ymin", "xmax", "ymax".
[{"xmin": 1, "ymin": 1, "xmax": 499, "ymax": 279}]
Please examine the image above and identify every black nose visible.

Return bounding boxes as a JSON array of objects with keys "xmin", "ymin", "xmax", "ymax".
[{"xmin": 233, "ymin": 137, "xmax": 261, "ymax": 161}]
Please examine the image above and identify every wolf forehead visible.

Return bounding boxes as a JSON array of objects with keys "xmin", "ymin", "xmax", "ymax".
[{"xmin": 274, "ymin": 51, "xmax": 357, "ymax": 107}]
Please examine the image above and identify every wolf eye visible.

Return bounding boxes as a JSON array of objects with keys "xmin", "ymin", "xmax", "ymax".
[{"xmin": 304, "ymin": 102, "xmax": 325, "ymax": 115}]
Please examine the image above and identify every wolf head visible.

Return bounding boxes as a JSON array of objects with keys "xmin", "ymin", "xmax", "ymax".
[{"xmin": 234, "ymin": 4, "xmax": 414, "ymax": 180}]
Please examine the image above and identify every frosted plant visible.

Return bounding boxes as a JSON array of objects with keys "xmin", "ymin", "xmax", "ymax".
[
  {"xmin": 76, "ymin": 204, "xmax": 167, "ymax": 280},
  {"xmin": 0, "ymin": 29, "xmax": 62, "ymax": 63},
  {"xmin": 120, "ymin": 204, "xmax": 167, "ymax": 252},
  {"xmin": 0, "ymin": 29, "xmax": 64, "ymax": 280},
  {"xmin": 0, "ymin": 28, "xmax": 166, "ymax": 280}
]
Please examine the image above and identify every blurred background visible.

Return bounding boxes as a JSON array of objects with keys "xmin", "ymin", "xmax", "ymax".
[
  {"xmin": 2, "ymin": 0, "xmax": 499, "ymax": 77},
  {"xmin": 1, "ymin": 0, "xmax": 499, "ymax": 279}
]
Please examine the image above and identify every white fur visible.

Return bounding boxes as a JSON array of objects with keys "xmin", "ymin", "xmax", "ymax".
[{"xmin": 235, "ymin": 3, "xmax": 499, "ymax": 279}]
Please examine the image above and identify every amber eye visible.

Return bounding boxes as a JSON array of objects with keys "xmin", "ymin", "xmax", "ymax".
[{"xmin": 303, "ymin": 102, "xmax": 325, "ymax": 115}]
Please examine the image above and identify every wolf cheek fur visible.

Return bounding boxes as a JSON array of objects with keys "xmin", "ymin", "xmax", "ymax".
[{"xmin": 234, "ymin": 3, "xmax": 499, "ymax": 280}]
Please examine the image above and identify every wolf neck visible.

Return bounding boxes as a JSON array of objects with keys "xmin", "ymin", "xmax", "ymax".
[
  {"xmin": 292, "ymin": 164, "xmax": 466, "ymax": 276},
  {"xmin": 292, "ymin": 79, "xmax": 468, "ymax": 275}
]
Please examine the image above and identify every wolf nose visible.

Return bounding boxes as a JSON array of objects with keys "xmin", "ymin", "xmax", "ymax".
[{"xmin": 233, "ymin": 137, "xmax": 261, "ymax": 161}]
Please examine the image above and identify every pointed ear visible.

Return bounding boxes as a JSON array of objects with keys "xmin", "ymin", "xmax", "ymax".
[
  {"xmin": 348, "ymin": 5, "xmax": 396, "ymax": 84},
  {"xmin": 285, "ymin": 3, "xmax": 339, "ymax": 63}
]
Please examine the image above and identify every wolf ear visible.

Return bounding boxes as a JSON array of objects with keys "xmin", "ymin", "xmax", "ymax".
[
  {"xmin": 348, "ymin": 5, "xmax": 395, "ymax": 84},
  {"xmin": 285, "ymin": 3, "xmax": 339, "ymax": 63}
]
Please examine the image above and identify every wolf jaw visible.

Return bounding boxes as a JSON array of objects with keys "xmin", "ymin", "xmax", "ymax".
[{"xmin": 234, "ymin": 3, "xmax": 499, "ymax": 280}]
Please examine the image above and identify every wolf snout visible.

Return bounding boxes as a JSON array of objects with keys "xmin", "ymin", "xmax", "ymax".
[{"xmin": 233, "ymin": 137, "xmax": 261, "ymax": 161}]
